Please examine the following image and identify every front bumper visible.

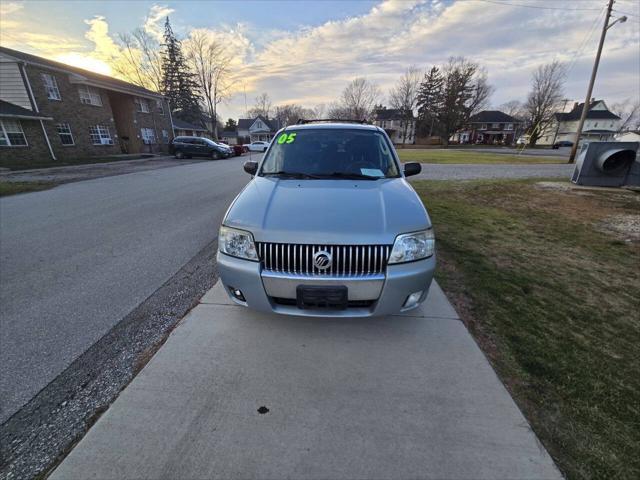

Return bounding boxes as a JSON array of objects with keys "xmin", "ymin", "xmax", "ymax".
[{"xmin": 216, "ymin": 252, "xmax": 436, "ymax": 317}]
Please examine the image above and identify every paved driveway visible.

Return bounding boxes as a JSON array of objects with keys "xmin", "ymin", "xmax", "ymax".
[
  {"xmin": 52, "ymin": 282, "xmax": 561, "ymax": 479},
  {"xmin": 0, "ymin": 158, "xmax": 249, "ymax": 422}
]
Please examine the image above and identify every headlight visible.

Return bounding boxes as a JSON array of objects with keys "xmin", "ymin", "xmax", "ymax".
[
  {"xmin": 218, "ymin": 226, "xmax": 258, "ymax": 261},
  {"xmin": 388, "ymin": 229, "xmax": 435, "ymax": 264}
]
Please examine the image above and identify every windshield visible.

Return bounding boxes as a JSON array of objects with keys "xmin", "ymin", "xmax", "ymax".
[{"xmin": 259, "ymin": 129, "xmax": 400, "ymax": 179}]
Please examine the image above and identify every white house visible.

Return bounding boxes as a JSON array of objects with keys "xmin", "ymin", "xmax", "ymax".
[
  {"xmin": 237, "ymin": 116, "xmax": 281, "ymax": 143},
  {"xmin": 539, "ymin": 100, "xmax": 621, "ymax": 146},
  {"xmin": 373, "ymin": 108, "xmax": 416, "ymax": 145}
]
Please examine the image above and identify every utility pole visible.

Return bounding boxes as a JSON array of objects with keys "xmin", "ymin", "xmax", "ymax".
[{"xmin": 569, "ymin": 0, "xmax": 626, "ymax": 163}]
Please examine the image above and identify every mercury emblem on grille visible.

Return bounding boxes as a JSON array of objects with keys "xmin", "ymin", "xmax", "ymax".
[{"xmin": 312, "ymin": 250, "xmax": 332, "ymax": 270}]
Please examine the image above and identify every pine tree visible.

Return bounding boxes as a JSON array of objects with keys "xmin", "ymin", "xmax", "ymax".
[
  {"xmin": 416, "ymin": 66, "xmax": 444, "ymax": 137},
  {"xmin": 161, "ymin": 17, "xmax": 202, "ymax": 123}
]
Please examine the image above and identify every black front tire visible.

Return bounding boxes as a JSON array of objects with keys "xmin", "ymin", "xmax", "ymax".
[{"xmin": 211, "ymin": 150, "xmax": 221, "ymax": 160}]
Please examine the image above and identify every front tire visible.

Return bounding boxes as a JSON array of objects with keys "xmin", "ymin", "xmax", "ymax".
[
  {"xmin": 211, "ymin": 150, "xmax": 221, "ymax": 160},
  {"xmin": 175, "ymin": 150, "xmax": 185, "ymax": 159}
]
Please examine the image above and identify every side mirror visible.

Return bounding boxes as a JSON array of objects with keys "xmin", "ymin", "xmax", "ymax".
[
  {"xmin": 404, "ymin": 162, "xmax": 421, "ymax": 177},
  {"xmin": 244, "ymin": 161, "xmax": 258, "ymax": 175}
]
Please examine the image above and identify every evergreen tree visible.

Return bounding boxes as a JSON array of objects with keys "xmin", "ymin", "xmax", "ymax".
[
  {"xmin": 416, "ymin": 66, "xmax": 444, "ymax": 137},
  {"xmin": 161, "ymin": 17, "xmax": 202, "ymax": 123}
]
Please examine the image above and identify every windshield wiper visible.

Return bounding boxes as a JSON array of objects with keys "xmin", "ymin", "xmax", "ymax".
[
  {"xmin": 261, "ymin": 171, "xmax": 323, "ymax": 179},
  {"xmin": 317, "ymin": 172, "xmax": 381, "ymax": 180}
]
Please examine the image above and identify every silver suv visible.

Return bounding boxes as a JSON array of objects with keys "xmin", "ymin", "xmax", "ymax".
[{"xmin": 217, "ymin": 122, "xmax": 435, "ymax": 317}]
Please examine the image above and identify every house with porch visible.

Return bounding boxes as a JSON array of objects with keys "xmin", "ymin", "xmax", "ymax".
[
  {"xmin": 173, "ymin": 118, "xmax": 208, "ymax": 138},
  {"xmin": 0, "ymin": 46, "xmax": 172, "ymax": 166},
  {"xmin": 237, "ymin": 116, "xmax": 280, "ymax": 144},
  {"xmin": 220, "ymin": 129, "xmax": 239, "ymax": 144},
  {"xmin": 451, "ymin": 111, "xmax": 521, "ymax": 145},
  {"xmin": 373, "ymin": 108, "xmax": 416, "ymax": 145},
  {"xmin": 538, "ymin": 100, "xmax": 621, "ymax": 146}
]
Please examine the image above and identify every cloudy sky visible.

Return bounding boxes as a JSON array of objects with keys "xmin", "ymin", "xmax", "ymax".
[{"xmin": 1, "ymin": 0, "xmax": 638, "ymax": 120}]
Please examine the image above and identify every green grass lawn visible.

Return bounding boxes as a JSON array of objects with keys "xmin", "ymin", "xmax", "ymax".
[
  {"xmin": 398, "ymin": 149, "xmax": 563, "ymax": 164},
  {"xmin": 413, "ymin": 179, "xmax": 640, "ymax": 479},
  {"xmin": 0, "ymin": 181, "xmax": 57, "ymax": 196}
]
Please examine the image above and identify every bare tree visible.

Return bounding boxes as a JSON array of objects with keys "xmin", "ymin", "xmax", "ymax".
[
  {"xmin": 524, "ymin": 61, "xmax": 565, "ymax": 146},
  {"xmin": 248, "ymin": 93, "xmax": 272, "ymax": 118},
  {"xmin": 388, "ymin": 66, "xmax": 422, "ymax": 146},
  {"xmin": 312, "ymin": 103, "xmax": 326, "ymax": 119},
  {"xmin": 610, "ymin": 99, "xmax": 640, "ymax": 132},
  {"xmin": 467, "ymin": 68, "xmax": 494, "ymax": 119},
  {"xmin": 326, "ymin": 101, "xmax": 351, "ymax": 119},
  {"xmin": 499, "ymin": 100, "xmax": 524, "ymax": 118},
  {"xmin": 274, "ymin": 104, "xmax": 315, "ymax": 127},
  {"xmin": 112, "ymin": 29, "xmax": 163, "ymax": 92},
  {"xmin": 185, "ymin": 31, "xmax": 232, "ymax": 139},
  {"xmin": 339, "ymin": 77, "xmax": 381, "ymax": 120}
]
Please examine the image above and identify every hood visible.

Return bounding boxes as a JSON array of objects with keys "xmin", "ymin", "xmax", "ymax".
[{"xmin": 223, "ymin": 177, "xmax": 430, "ymax": 244}]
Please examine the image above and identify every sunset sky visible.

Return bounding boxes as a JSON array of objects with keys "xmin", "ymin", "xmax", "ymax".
[{"xmin": 1, "ymin": 0, "xmax": 638, "ymax": 120}]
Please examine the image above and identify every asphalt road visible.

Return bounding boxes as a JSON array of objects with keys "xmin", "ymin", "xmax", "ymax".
[
  {"xmin": 0, "ymin": 157, "xmax": 250, "ymax": 423},
  {"xmin": 462, "ymin": 147, "xmax": 571, "ymax": 158}
]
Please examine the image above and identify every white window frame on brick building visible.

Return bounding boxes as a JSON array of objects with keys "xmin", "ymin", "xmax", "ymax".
[
  {"xmin": 141, "ymin": 128, "xmax": 156, "ymax": 144},
  {"xmin": 0, "ymin": 119, "xmax": 28, "ymax": 147},
  {"xmin": 89, "ymin": 125, "xmax": 113, "ymax": 145},
  {"xmin": 155, "ymin": 99, "xmax": 164, "ymax": 115},
  {"xmin": 135, "ymin": 97, "xmax": 150, "ymax": 113},
  {"xmin": 42, "ymin": 73, "xmax": 61, "ymax": 101},
  {"xmin": 56, "ymin": 123, "xmax": 75, "ymax": 146},
  {"xmin": 161, "ymin": 129, "xmax": 169, "ymax": 143},
  {"xmin": 78, "ymin": 85, "xmax": 102, "ymax": 106}
]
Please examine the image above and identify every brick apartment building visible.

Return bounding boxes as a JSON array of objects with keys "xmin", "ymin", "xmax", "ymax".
[{"xmin": 0, "ymin": 46, "xmax": 173, "ymax": 165}]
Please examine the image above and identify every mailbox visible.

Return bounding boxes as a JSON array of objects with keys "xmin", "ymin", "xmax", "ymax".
[{"xmin": 571, "ymin": 141, "xmax": 640, "ymax": 187}]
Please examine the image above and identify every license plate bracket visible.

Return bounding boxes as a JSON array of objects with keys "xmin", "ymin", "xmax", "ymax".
[{"xmin": 296, "ymin": 285, "xmax": 348, "ymax": 310}]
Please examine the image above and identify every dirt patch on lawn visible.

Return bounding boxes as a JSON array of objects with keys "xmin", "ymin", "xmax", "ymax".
[{"xmin": 597, "ymin": 214, "xmax": 640, "ymax": 242}]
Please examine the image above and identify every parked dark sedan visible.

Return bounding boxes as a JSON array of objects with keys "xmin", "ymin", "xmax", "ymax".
[
  {"xmin": 169, "ymin": 136, "xmax": 232, "ymax": 159},
  {"xmin": 552, "ymin": 140, "xmax": 574, "ymax": 149}
]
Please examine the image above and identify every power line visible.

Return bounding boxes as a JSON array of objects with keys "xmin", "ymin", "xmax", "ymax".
[
  {"xmin": 612, "ymin": 9, "xmax": 639, "ymax": 17},
  {"xmin": 566, "ymin": 5, "xmax": 607, "ymax": 76},
  {"xmin": 474, "ymin": 0, "xmax": 604, "ymax": 11}
]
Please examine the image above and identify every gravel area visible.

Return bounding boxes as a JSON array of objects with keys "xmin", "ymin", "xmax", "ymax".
[
  {"xmin": 0, "ymin": 239, "xmax": 219, "ymax": 480},
  {"xmin": 413, "ymin": 163, "xmax": 575, "ymax": 180}
]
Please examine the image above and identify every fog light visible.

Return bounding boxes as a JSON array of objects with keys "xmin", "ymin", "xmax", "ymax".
[
  {"xmin": 403, "ymin": 291, "xmax": 423, "ymax": 309},
  {"xmin": 229, "ymin": 287, "xmax": 246, "ymax": 302}
]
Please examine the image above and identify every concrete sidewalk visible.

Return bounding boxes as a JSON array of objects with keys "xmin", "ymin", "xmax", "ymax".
[{"xmin": 51, "ymin": 281, "xmax": 561, "ymax": 479}]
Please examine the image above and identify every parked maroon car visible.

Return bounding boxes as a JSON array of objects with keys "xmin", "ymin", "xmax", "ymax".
[
  {"xmin": 218, "ymin": 141, "xmax": 245, "ymax": 156},
  {"xmin": 231, "ymin": 144, "xmax": 245, "ymax": 156}
]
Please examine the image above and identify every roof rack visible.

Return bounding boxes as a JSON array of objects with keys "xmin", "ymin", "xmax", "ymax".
[{"xmin": 296, "ymin": 118, "xmax": 370, "ymax": 125}]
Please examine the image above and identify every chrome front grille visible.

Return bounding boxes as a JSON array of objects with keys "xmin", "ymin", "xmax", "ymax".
[{"xmin": 257, "ymin": 243, "xmax": 391, "ymax": 276}]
